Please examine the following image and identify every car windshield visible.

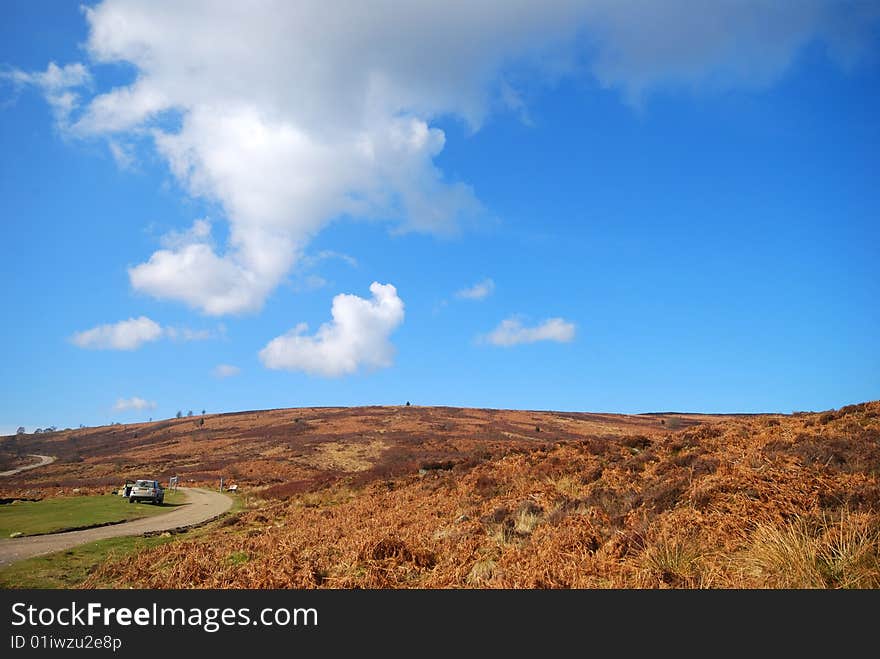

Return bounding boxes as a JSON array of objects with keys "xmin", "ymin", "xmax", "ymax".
[{"xmin": 136, "ymin": 480, "xmax": 153, "ymax": 487}]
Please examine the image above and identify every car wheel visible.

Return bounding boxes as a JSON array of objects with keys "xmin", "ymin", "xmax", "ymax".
[{"xmin": 129, "ymin": 498, "xmax": 135, "ymax": 504}]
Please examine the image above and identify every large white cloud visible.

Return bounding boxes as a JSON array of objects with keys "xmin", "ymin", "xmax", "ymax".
[
  {"xmin": 259, "ymin": 282, "xmax": 404, "ymax": 376},
  {"xmin": 14, "ymin": 1, "xmax": 878, "ymax": 315},
  {"xmin": 485, "ymin": 317, "xmax": 575, "ymax": 347}
]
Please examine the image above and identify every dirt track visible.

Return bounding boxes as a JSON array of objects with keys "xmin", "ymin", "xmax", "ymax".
[
  {"xmin": 0, "ymin": 454, "xmax": 56, "ymax": 478},
  {"xmin": 0, "ymin": 487, "xmax": 232, "ymax": 567}
]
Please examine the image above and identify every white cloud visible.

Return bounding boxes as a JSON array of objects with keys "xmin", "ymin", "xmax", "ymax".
[
  {"xmin": 499, "ymin": 80, "xmax": 534, "ymax": 126},
  {"xmin": 13, "ymin": 2, "xmax": 878, "ymax": 315},
  {"xmin": 71, "ymin": 316, "xmax": 163, "ymax": 350},
  {"xmin": 212, "ymin": 364, "xmax": 241, "ymax": 378},
  {"xmin": 2, "ymin": 61, "xmax": 90, "ymax": 126},
  {"xmin": 129, "ymin": 241, "xmax": 271, "ymax": 316},
  {"xmin": 310, "ymin": 250, "xmax": 359, "ymax": 269},
  {"xmin": 114, "ymin": 396, "xmax": 156, "ymax": 411},
  {"xmin": 580, "ymin": 0, "xmax": 880, "ymax": 105},
  {"xmin": 71, "ymin": 316, "xmax": 216, "ymax": 350},
  {"xmin": 292, "ymin": 250, "xmax": 357, "ymax": 292},
  {"xmin": 108, "ymin": 140, "xmax": 135, "ymax": 169},
  {"xmin": 456, "ymin": 278, "xmax": 495, "ymax": 300},
  {"xmin": 128, "ymin": 218, "xmax": 269, "ymax": 315},
  {"xmin": 164, "ymin": 326, "xmax": 214, "ymax": 342},
  {"xmin": 259, "ymin": 281, "xmax": 404, "ymax": 376},
  {"xmin": 294, "ymin": 274, "xmax": 330, "ymax": 292},
  {"xmin": 158, "ymin": 218, "xmax": 212, "ymax": 250},
  {"xmin": 484, "ymin": 316, "xmax": 575, "ymax": 347}
]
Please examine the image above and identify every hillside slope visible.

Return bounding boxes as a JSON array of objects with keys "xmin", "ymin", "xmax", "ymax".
[
  {"xmin": 5, "ymin": 402, "xmax": 875, "ymax": 589},
  {"xmin": 0, "ymin": 406, "xmax": 708, "ymax": 496}
]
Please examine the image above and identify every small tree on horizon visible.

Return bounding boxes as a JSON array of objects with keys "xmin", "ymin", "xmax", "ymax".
[
  {"xmin": 16, "ymin": 426, "xmax": 25, "ymax": 435},
  {"xmin": 176, "ymin": 410, "xmax": 183, "ymax": 419}
]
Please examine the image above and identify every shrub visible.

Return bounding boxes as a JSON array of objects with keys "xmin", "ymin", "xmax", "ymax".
[
  {"xmin": 640, "ymin": 536, "xmax": 704, "ymax": 587},
  {"xmin": 818, "ymin": 412, "xmax": 835, "ymax": 425},
  {"xmin": 742, "ymin": 510, "xmax": 880, "ymax": 588},
  {"xmin": 466, "ymin": 559, "xmax": 497, "ymax": 585},
  {"xmin": 474, "ymin": 475, "xmax": 499, "ymax": 497}
]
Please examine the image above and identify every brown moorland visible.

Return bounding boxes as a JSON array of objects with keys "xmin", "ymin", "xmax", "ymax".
[{"xmin": 1, "ymin": 402, "xmax": 878, "ymax": 588}]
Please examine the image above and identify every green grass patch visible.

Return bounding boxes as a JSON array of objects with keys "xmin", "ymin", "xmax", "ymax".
[
  {"xmin": 226, "ymin": 550, "xmax": 250, "ymax": 565},
  {"xmin": 0, "ymin": 490, "xmax": 185, "ymax": 538},
  {"xmin": 0, "ymin": 534, "xmax": 177, "ymax": 588},
  {"xmin": 0, "ymin": 490, "xmax": 236, "ymax": 589}
]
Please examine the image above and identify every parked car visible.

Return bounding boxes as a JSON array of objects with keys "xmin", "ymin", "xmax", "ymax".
[{"xmin": 129, "ymin": 479, "xmax": 165, "ymax": 504}]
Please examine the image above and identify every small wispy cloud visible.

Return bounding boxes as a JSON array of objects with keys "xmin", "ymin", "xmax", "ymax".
[
  {"xmin": 72, "ymin": 316, "xmax": 219, "ymax": 350},
  {"xmin": 499, "ymin": 80, "xmax": 534, "ymax": 126},
  {"xmin": 456, "ymin": 278, "xmax": 495, "ymax": 301},
  {"xmin": 1, "ymin": 61, "xmax": 91, "ymax": 128},
  {"xmin": 164, "ymin": 326, "xmax": 215, "ymax": 342},
  {"xmin": 212, "ymin": 364, "xmax": 241, "ymax": 378},
  {"xmin": 314, "ymin": 250, "xmax": 358, "ymax": 268},
  {"xmin": 71, "ymin": 316, "xmax": 163, "ymax": 350},
  {"xmin": 293, "ymin": 274, "xmax": 330, "ymax": 292},
  {"xmin": 483, "ymin": 316, "xmax": 575, "ymax": 347},
  {"xmin": 292, "ymin": 251, "xmax": 358, "ymax": 292},
  {"xmin": 108, "ymin": 140, "xmax": 135, "ymax": 170},
  {"xmin": 114, "ymin": 396, "xmax": 157, "ymax": 411}
]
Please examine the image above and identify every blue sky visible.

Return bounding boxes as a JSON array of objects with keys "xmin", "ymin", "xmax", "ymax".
[{"xmin": 1, "ymin": 1, "xmax": 878, "ymax": 433}]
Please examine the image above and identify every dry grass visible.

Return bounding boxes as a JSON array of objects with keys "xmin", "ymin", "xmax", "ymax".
[
  {"xmin": 303, "ymin": 439, "xmax": 388, "ymax": 472},
  {"xmin": 514, "ymin": 509, "xmax": 542, "ymax": 535},
  {"xmin": 0, "ymin": 405, "xmax": 682, "ymax": 496},
  {"xmin": 466, "ymin": 559, "xmax": 497, "ymax": 585},
  {"xmin": 4, "ymin": 401, "xmax": 879, "ymax": 589},
  {"xmin": 638, "ymin": 533, "xmax": 707, "ymax": 588},
  {"xmin": 741, "ymin": 510, "xmax": 880, "ymax": 588}
]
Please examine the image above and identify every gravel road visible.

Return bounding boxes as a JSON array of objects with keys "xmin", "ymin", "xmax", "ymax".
[
  {"xmin": 0, "ymin": 487, "xmax": 232, "ymax": 567},
  {"xmin": 0, "ymin": 454, "xmax": 56, "ymax": 478}
]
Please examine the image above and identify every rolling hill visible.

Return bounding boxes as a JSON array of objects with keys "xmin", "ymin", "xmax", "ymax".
[{"xmin": 2, "ymin": 402, "xmax": 878, "ymax": 588}]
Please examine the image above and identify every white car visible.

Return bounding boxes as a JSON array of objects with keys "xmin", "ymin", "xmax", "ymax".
[{"xmin": 129, "ymin": 479, "xmax": 165, "ymax": 504}]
